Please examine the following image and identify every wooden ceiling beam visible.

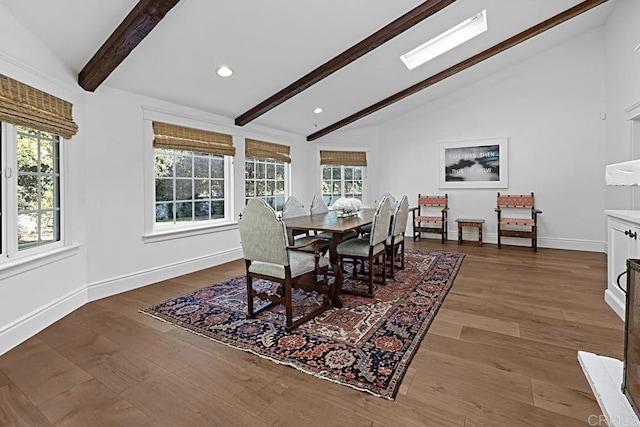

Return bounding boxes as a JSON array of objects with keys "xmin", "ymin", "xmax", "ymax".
[
  {"xmin": 234, "ymin": 0, "xmax": 457, "ymax": 126},
  {"xmin": 307, "ymin": 0, "xmax": 609, "ymax": 141},
  {"xmin": 78, "ymin": 0, "xmax": 181, "ymax": 92}
]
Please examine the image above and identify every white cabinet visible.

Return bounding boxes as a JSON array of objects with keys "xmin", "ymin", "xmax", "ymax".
[{"xmin": 605, "ymin": 210, "xmax": 640, "ymax": 320}]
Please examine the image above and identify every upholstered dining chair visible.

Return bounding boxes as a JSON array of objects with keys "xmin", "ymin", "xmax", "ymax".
[
  {"xmin": 307, "ymin": 194, "xmax": 335, "ymax": 240},
  {"xmin": 360, "ymin": 192, "xmax": 396, "ymax": 235},
  {"xmin": 282, "ymin": 196, "xmax": 314, "ymax": 243},
  {"xmin": 283, "ymin": 196, "xmax": 329, "ymax": 255},
  {"xmin": 238, "ymin": 198, "xmax": 330, "ymax": 332},
  {"xmin": 336, "ymin": 196, "xmax": 392, "ymax": 297},
  {"xmin": 282, "ymin": 195, "xmax": 307, "ymax": 219},
  {"xmin": 386, "ymin": 195, "xmax": 409, "ymax": 280},
  {"xmin": 375, "ymin": 193, "xmax": 397, "ymax": 210},
  {"xmin": 495, "ymin": 192, "xmax": 542, "ymax": 251},
  {"xmin": 310, "ymin": 194, "xmax": 329, "ymax": 215},
  {"xmin": 309, "ymin": 194, "xmax": 357, "ymax": 242}
]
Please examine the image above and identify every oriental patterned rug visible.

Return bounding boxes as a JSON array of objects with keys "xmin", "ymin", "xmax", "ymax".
[{"xmin": 141, "ymin": 249, "xmax": 464, "ymax": 400}]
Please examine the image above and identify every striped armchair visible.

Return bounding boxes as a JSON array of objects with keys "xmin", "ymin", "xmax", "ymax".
[
  {"xmin": 412, "ymin": 194, "xmax": 449, "ymax": 243},
  {"xmin": 495, "ymin": 192, "xmax": 542, "ymax": 251}
]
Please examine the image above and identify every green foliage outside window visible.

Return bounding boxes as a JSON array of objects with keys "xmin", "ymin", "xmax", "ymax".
[
  {"xmin": 16, "ymin": 126, "xmax": 60, "ymax": 249},
  {"xmin": 155, "ymin": 149, "xmax": 225, "ymax": 224},
  {"xmin": 321, "ymin": 165, "xmax": 363, "ymax": 206},
  {"xmin": 245, "ymin": 158, "xmax": 286, "ymax": 212}
]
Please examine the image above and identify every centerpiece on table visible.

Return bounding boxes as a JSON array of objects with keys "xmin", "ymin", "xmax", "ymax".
[{"xmin": 332, "ymin": 197, "xmax": 362, "ymax": 218}]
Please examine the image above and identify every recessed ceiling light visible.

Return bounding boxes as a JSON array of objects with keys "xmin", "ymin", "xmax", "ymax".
[
  {"xmin": 216, "ymin": 66, "xmax": 233, "ymax": 77},
  {"xmin": 313, "ymin": 107, "xmax": 324, "ymax": 114},
  {"xmin": 400, "ymin": 10, "xmax": 488, "ymax": 71}
]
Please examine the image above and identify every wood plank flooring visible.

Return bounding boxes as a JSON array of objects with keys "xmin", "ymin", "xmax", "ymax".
[{"xmin": 0, "ymin": 240, "xmax": 623, "ymax": 426}]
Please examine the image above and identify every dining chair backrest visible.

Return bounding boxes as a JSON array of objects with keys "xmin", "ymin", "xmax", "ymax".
[
  {"xmin": 282, "ymin": 196, "xmax": 306, "ymax": 219},
  {"xmin": 496, "ymin": 192, "xmax": 536, "ymax": 219},
  {"xmin": 369, "ymin": 197, "xmax": 392, "ymax": 247},
  {"xmin": 375, "ymin": 192, "xmax": 397, "ymax": 211},
  {"xmin": 239, "ymin": 199, "xmax": 289, "ymax": 266},
  {"xmin": 310, "ymin": 194, "xmax": 329, "ymax": 215},
  {"xmin": 391, "ymin": 195, "xmax": 409, "ymax": 239},
  {"xmin": 282, "ymin": 196, "xmax": 308, "ymax": 245}
]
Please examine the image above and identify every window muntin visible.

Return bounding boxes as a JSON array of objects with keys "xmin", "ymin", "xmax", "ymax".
[
  {"xmin": 245, "ymin": 157, "xmax": 286, "ymax": 212},
  {"xmin": 322, "ymin": 165, "xmax": 363, "ymax": 206},
  {"xmin": 0, "ymin": 123, "xmax": 64, "ymax": 257},
  {"xmin": 16, "ymin": 127, "xmax": 61, "ymax": 250},
  {"xmin": 154, "ymin": 148, "xmax": 226, "ymax": 225}
]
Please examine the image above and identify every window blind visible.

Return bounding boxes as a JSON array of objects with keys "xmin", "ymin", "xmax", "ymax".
[
  {"xmin": 0, "ymin": 74, "xmax": 78, "ymax": 139},
  {"xmin": 245, "ymin": 138, "xmax": 291, "ymax": 163},
  {"xmin": 319, "ymin": 150, "xmax": 367, "ymax": 166},
  {"xmin": 152, "ymin": 121, "xmax": 235, "ymax": 156}
]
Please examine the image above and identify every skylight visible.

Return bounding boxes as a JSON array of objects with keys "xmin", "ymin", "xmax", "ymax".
[{"xmin": 400, "ymin": 10, "xmax": 488, "ymax": 70}]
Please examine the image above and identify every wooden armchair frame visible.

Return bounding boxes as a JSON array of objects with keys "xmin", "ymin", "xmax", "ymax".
[
  {"xmin": 495, "ymin": 192, "xmax": 542, "ymax": 251},
  {"xmin": 412, "ymin": 194, "xmax": 449, "ymax": 243}
]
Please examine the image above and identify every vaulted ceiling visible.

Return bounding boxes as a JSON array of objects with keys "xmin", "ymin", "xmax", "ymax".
[{"xmin": 0, "ymin": 0, "xmax": 615, "ymax": 140}]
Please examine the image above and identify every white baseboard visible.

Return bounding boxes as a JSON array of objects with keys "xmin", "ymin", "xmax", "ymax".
[
  {"xmin": 536, "ymin": 236, "xmax": 606, "ymax": 253},
  {"xmin": 0, "ymin": 286, "xmax": 87, "ymax": 356},
  {"xmin": 605, "ymin": 289, "xmax": 626, "ymax": 321},
  {"xmin": 87, "ymin": 247, "xmax": 243, "ymax": 302},
  {"xmin": 0, "ymin": 247, "xmax": 243, "ymax": 356},
  {"xmin": 442, "ymin": 230, "xmax": 606, "ymax": 253}
]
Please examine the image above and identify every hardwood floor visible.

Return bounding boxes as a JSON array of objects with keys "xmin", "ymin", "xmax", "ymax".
[{"xmin": 0, "ymin": 240, "xmax": 623, "ymax": 426}]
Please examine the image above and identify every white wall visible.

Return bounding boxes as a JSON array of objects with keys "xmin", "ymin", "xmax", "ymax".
[
  {"xmin": 0, "ymin": 4, "xmax": 88, "ymax": 354},
  {"xmin": 0, "ymin": 3, "xmax": 319, "ymax": 354},
  {"xmin": 603, "ymin": 0, "xmax": 640, "ymax": 211},
  {"xmin": 339, "ymin": 27, "xmax": 608, "ymax": 251},
  {"xmin": 84, "ymin": 87, "xmax": 318, "ymax": 296}
]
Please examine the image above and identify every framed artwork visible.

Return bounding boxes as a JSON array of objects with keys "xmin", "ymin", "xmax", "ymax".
[{"xmin": 439, "ymin": 138, "xmax": 508, "ymax": 188}]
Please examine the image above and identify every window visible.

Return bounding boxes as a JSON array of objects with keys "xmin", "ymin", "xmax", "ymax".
[
  {"xmin": 0, "ymin": 74, "xmax": 76, "ymax": 257},
  {"xmin": 321, "ymin": 165, "xmax": 363, "ymax": 206},
  {"xmin": 245, "ymin": 158, "xmax": 287, "ymax": 212},
  {"xmin": 319, "ymin": 150, "xmax": 367, "ymax": 206},
  {"xmin": 1, "ymin": 123, "xmax": 63, "ymax": 255},
  {"xmin": 244, "ymin": 138, "xmax": 290, "ymax": 212},
  {"xmin": 149, "ymin": 121, "xmax": 235, "ymax": 232},
  {"xmin": 154, "ymin": 149, "xmax": 226, "ymax": 224}
]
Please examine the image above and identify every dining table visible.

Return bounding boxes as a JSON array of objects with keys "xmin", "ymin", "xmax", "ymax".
[{"xmin": 284, "ymin": 208, "xmax": 377, "ymax": 308}]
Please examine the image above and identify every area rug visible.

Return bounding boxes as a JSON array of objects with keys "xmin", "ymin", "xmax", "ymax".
[{"xmin": 141, "ymin": 249, "xmax": 464, "ymax": 400}]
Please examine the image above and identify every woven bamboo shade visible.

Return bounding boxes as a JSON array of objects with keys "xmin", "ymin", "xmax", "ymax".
[
  {"xmin": 245, "ymin": 138, "xmax": 291, "ymax": 163},
  {"xmin": 0, "ymin": 74, "xmax": 78, "ymax": 139},
  {"xmin": 320, "ymin": 150, "xmax": 367, "ymax": 166},
  {"xmin": 153, "ymin": 122, "xmax": 235, "ymax": 156}
]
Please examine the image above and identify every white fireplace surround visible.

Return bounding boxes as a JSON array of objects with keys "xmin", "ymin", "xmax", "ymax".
[{"xmin": 579, "ymin": 352, "xmax": 640, "ymax": 427}]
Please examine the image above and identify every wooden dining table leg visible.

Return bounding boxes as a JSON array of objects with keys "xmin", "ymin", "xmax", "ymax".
[{"xmin": 328, "ymin": 232, "xmax": 344, "ymax": 308}]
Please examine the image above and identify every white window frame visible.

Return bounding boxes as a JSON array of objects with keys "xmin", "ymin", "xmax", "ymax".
[
  {"xmin": 321, "ymin": 164, "xmax": 367, "ymax": 206},
  {"xmin": 244, "ymin": 157, "xmax": 290, "ymax": 213},
  {"xmin": 0, "ymin": 122, "xmax": 66, "ymax": 260},
  {"xmin": 153, "ymin": 150, "xmax": 231, "ymax": 226},
  {"xmin": 316, "ymin": 145, "xmax": 369, "ymax": 207},
  {"xmin": 142, "ymin": 110, "xmax": 236, "ymax": 243}
]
